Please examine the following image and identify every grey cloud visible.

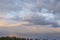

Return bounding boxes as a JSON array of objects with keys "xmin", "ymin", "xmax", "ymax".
[
  {"xmin": 0, "ymin": 0, "xmax": 60, "ymax": 13},
  {"xmin": 24, "ymin": 14, "xmax": 54, "ymax": 25},
  {"xmin": 31, "ymin": 0, "xmax": 60, "ymax": 13},
  {"xmin": 0, "ymin": 0, "xmax": 22, "ymax": 12},
  {"xmin": 23, "ymin": 8, "xmax": 60, "ymax": 27},
  {"xmin": 24, "ymin": 14, "xmax": 60, "ymax": 27},
  {"xmin": 52, "ymin": 23, "xmax": 60, "ymax": 27},
  {"xmin": 0, "ymin": 0, "xmax": 60, "ymax": 27}
]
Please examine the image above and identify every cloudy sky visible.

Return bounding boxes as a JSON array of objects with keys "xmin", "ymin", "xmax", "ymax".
[{"xmin": 0, "ymin": 0, "xmax": 60, "ymax": 39}]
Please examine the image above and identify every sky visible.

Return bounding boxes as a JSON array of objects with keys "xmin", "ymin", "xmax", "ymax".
[{"xmin": 0, "ymin": 0, "xmax": 60, "ymax": 39}]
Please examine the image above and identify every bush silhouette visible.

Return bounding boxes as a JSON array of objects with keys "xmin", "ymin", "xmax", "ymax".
[{"xmin": 0, "ymin": 37, "xmax": 56, "ymax": 40}]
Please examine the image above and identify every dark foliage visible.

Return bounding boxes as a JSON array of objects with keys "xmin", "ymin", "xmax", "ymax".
[
  {"xmin": 0, "ymin": 37, "xmax": 56, "ymax": 40},
  {"xmin": 0, "ymin": 37, "xmax": 27, "ymax": 40}
]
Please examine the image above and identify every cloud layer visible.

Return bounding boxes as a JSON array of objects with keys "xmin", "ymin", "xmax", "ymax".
[
  {"xmin": 0, "ymin": 0, "xmax": 60, "ymax": 27},
  {"xmin": 0, "ymin": 0, "xmax": 60, "ymax": 38}
]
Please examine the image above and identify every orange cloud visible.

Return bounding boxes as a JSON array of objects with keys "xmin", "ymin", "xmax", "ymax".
[
  {"xmin": 0, "ymin": 20, "xmax": 30, "ymax": 27},
  {"xmin": 20, "ymin": 25, "xmax": 60, "ymax": 33},
  {"xmin": 0, "ymin": 20, "xmax": 60, "ymax": 34}
]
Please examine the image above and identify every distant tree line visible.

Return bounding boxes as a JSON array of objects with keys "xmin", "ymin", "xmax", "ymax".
[{"xmin": 0, "ymin": 37, "xmax": 56, "ymax": 40}]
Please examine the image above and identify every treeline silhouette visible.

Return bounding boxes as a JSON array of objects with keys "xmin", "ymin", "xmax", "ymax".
[{"xmin": 0, "ymin": 37, "xmax": 56, "ymax": 40}]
